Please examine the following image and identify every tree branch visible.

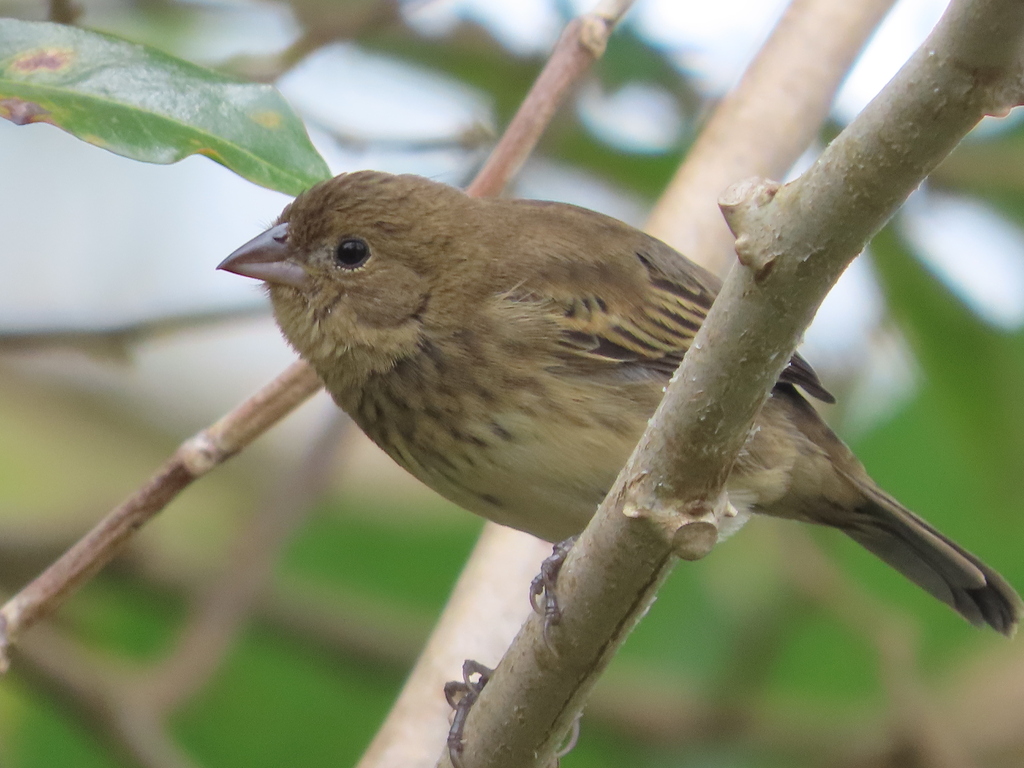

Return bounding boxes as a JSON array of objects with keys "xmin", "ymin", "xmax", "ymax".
[
  {"xmin": 0, "ymin": 305, "xmax": 268, "ymax": 357},
  {"xmin": 139, "ymin": 412, "xmax": 351, "ymax": 715},
  {"xmin": 446, "ymin": 1, "xmax": 1024, "ymax": 766},
  {"xmin": 645, "ymin": 0, "xmax": 897, "ymax": 274},
  {"xmin": 782, "ymin": 530, "xmax": 977, "ymax": 768},
  {"xmin": 465, "ymin": 0, "xmax": 635, "ymax": 198},
  {"xmin": 48, "ymin": 0, "xmax": 81, "ymax": 25},
  {"xmin": 11, "ymin": 622, "xmax": 202, "ymax": 768},
  {"xmin": 0, "ymin": 361, "xmax": 322, "ymax": 670}
]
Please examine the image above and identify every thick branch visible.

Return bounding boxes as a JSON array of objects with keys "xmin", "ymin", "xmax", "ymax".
[{"xmin": 447, "ymin": 1, "xmax": 1024, "ymax": 766}]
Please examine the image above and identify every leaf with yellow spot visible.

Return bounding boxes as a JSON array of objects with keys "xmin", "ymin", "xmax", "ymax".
[
  {"xmin": 250, "ymin": 110, "xmax": 284, "ymax": 130},
  {"xmin": 0, "ymin": 19, "xmax": 329, "ymax": 195}
]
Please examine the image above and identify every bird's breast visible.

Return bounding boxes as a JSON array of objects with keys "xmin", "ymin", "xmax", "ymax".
[
  {"xmin": 336, "ymin": 346, "xmax": 651, "ymax": 542},
  {"xmin": 327, "ymin": 342, "xmax": 805, "ymax": 544}
]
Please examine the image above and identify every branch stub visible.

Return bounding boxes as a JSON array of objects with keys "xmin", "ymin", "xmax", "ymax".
[
  {"xmin": 579, "ymin": 15, "xmax": 611, "ymax": 58},
  {"xmin": 719, "ymin": 177, "xmax": 781, "ymax": 280},
  {"xmin": 671, "ymin": 520, "xmax": 719, "ymax": 561}
]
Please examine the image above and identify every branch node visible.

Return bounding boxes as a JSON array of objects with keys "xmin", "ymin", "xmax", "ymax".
[
  {"xmin": 622, "ymin": 494, "xmax": 722, "ymax": 561},
  {"xmin": 579, "ymin": 14, "xmax": 611, "ymax": 58},
  {"xmin": 718, "ymin": 176, "xmax": 780, "ymax": 219},
  {"xmin": 177, "ymin": 432, "xmax": 222, "ymax": 476},
  {"xmin": 620, "ymin": 501, "xmax": 647, "ymax": 521},
  {"xmin": 988, "ymin": 74, "xmax": 1024, "ymax": 112},
  {"xmin": 719, "ymin": 177, "xmax": 781, "ymax": 280},
  {"xmin": 670, "ymin": 520, "xmax": 719, "ymax": 561}
]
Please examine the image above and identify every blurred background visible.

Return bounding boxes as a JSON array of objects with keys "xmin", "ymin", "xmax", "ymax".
[{"xmin": 2, "ymin": 0, "xmax": 1024, "ymax": 766}]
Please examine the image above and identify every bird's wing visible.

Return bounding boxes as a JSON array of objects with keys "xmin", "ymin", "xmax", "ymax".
[{"xmin": 529, "ymin": 248, "xmax": 835, "ymax": 403}]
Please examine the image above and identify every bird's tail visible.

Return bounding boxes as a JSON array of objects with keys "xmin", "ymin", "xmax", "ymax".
[{"xmin": 838, "ymin": 479, "xmax": 1021, "ymax": 636}]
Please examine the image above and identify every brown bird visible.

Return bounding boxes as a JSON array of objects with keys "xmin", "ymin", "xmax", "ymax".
[{"xmin": 220, "ymin": 170, "xmax": 1022, "ymax": 635}]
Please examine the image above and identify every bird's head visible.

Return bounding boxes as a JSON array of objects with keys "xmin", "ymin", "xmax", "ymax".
[{"xmin": 219, "ymin": 171, "xmax": 484, "ymax": 381}]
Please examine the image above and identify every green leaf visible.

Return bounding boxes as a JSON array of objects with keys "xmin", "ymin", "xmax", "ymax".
[{"xmin": 0, "ymin": 19, "xmax": 330, "ymax": 195}]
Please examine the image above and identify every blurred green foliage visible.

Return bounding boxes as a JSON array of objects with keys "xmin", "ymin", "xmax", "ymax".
[{"xmin": 3, "ymin": 2, "xmax": 1024, "ymax": 767}]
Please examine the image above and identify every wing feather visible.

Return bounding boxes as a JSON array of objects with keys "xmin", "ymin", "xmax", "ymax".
[{"xmin": 531, "ymin": 247, "xmax": 834, "ymax": 403}]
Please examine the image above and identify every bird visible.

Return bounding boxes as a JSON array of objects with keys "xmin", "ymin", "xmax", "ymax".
[{"xmin": 219, "ymin": 170, "xmax": 1022, "ymax": 635}]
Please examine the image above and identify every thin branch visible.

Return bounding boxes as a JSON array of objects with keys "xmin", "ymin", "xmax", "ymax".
[
  {"xmin": 0, "ymin": 305, "xmax": 268, "ymax": 357},
  {"xmin": 257, "ymin": 574, "xmax": 433, "ymax": 667},
  {"xmin": 303, "ymin": 116, "xmax": 495, "ymax": 155},
  {"xmin": 782, "ymin": 531, "xmax": 977, "ymax": 768},
  {"xmin": 464, "ymin": 0, "xmax": 634, "ymax": 199},
  {"xmin": 223, "ymin": 0, "xmax": 402, "ymax": 83},
  {"xmin": 2, "ymin": 412, "xmax": 350, "ymax": 765},
  {"xmin": 0, "ymin": 526, "xmax": 437, "ymax": 672},
  {"xmin": 645, "ymin": 0, "xmax": 897, "ymax": 274},
  {"xmin": 932, "ymin": 139, "xmax": 1024, "ymax": 192},
  {"xmin": 0, "ymin": 360, "xmax": 323, "ymax": 670},
  {"xmin": 445, "ymin": 1, "xmax": 1024, "ymax": 766},
  {"xmin": 139, "ymin": 412, "xmax": 352, "ymax": 715},
  {"xmin": 11, "ymin": 622, "xmax": 202, "ymax": 768},
  {"xmin": 9, "ymin": 413, "xmax": 354, "ymax": 768}
]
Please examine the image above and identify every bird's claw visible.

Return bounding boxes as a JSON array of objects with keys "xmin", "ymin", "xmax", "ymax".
[
  {"xmin": 530, "ymin": 536, "xmax": 578, "ymax": 652},
  {"xmin": 444, "ymin": 659, "xmax": 493, "ymax": 768}
]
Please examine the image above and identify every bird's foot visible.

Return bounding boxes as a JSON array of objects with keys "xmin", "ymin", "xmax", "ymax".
[
  {"xmin": 529, "ymin": 536, "xmax": 577, "ymax": 650},
  {"xmin": 444, "ymin": 659, "xmax": 493, "ymax": 768}
]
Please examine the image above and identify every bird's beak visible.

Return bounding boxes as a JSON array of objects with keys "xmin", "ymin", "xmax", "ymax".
[{"xmin": 218, "ymin": 223, "xmax": 309, "ymax": 289}]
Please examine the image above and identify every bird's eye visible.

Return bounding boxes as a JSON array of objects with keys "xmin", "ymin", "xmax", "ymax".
[{"xmin": 334, "ymin": 237, "xmax": 370, "ymax": 269}]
